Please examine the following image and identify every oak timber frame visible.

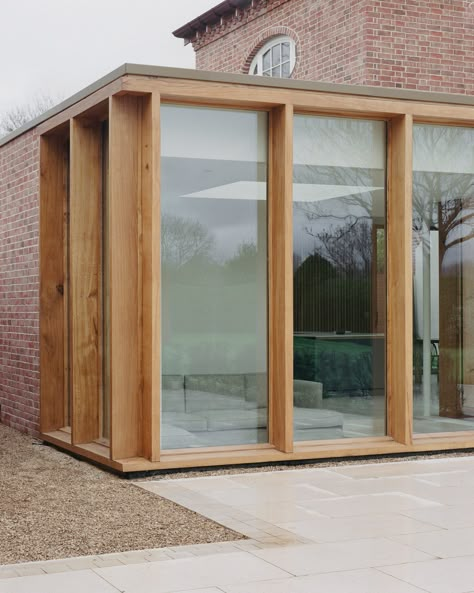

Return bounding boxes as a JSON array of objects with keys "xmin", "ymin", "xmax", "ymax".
[{"xmin": 38, "ymin": 70, "xmax": 474, "ymax": 473}]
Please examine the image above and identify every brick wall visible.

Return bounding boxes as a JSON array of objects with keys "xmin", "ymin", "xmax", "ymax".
[
  {"xmin": 364, "ymin": 0, "xmax": 474, "ymax": 93},
  {"xmin": 194, "ymin": 0, "xmax": 368, "ymax": 85},
  {"xmin": 191, "ymin": 0, "xmax": 474, "ymax": 94},
  {"xmin": 0, "ymin": 130, "xmax": 40, "ymax": 436}
]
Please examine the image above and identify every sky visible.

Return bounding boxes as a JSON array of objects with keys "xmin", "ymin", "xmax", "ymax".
[{"xmin": 0, "ymin": 0, "xmax": 220, "ymax": 113}]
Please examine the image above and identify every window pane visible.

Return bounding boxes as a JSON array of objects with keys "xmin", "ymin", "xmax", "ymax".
[
  {"xmin": 293, "ymin": 115, "xmax": 387, "ymax": 441},
  {"xmin": 272, "ymin": 66, "xmax": 281, "ymax": 77},
  {"xmin": 161, "ymin": 106, "xmax": 268, "ymax": 450},
  {"xmin": 282, "ymin": 61, "xmax": 291, "ymax": 78},
  {"xmin": 413, "ymin": 124, "xmax": 474, "ymax": 433},
  {"xmin": 272, "ymin": 43, "xmax": 281, "ymax": 66},
  {"xmin": 263, "ymin": 49, "xmax": 271, "ymax": 71}
]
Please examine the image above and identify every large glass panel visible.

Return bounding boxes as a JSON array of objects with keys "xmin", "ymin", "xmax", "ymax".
[
  {"xmin": 413, "ymin": 124, "xmax": 474, "ymax": 433},
  {"xmin": 161, "ymin": 106, "xmax": 268, "ymax": 450},
  {"xmin": 293, "ymin": 115, "xmax": 387, "ymax": 440}
]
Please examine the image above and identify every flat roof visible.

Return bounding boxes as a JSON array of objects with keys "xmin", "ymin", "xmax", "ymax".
[
  {"xmin": 173, "ymin": 0, "xmax": 251, "ymax": 40},
  {"xmin": 2, "ymin": 62, "xmax": 474, "ymax": 148}
]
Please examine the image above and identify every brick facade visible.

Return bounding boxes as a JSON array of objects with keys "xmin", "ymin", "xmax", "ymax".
[
  {"xmin": 188, "ymin": 0, "xmax": 474, "ymax": 94},
  {"xmin": 0, "ymin": 130, "xmax": 40, "ymax": 435}
]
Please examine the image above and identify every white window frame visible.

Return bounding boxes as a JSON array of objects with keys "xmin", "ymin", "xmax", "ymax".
[{"xmin": 249, "ymin": 35, "xmax": 296, "ymax": 78}]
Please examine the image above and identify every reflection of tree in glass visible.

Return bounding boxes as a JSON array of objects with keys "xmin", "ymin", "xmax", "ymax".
[
  {"xmin": 224, "ymin": 241, "xmax": 258, "ymax": 282},
  {"xmin": 292, "ymin": 117, "xmax": 385, "ymax": 335},
  {"xmin": 412, "ymin": 125, "xmax": 474, "ymax": 418},
  {"xmin": 161, "ymin": 213, "xmax": 214, "ymax": 267},
  {"xmin": 307, "ymin": 219, "xmax": 373, "ymax": 273},
  {"xmin": 294, "ymin": 116, "xmax": 384, "ymax": 230},
  {"xmin": 413, "ymin": 126, "xmax": 474, "ymax": 263}
]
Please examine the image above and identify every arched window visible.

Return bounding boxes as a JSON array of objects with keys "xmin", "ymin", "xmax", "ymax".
[{"xmin": 249, "ymin": 35, "xmax": 296, "ymax": 78}]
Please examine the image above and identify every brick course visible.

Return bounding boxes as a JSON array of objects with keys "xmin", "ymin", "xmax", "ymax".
[
  {"xmin": 0, "ymin": 130, "xmax": 40, "ymax": 436},
  {"xmin": 190, "ymin": 0, "xmax": 474, "ymax": 94}
]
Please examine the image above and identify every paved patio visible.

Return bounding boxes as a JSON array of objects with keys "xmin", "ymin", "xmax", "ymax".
[{"xmin": 3, "ymin": 456, "xmax": 474, "ymax": 592}]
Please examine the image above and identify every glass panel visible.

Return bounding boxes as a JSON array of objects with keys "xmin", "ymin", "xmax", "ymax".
[
  {"xmin": 293, "ymin": 115, "xmax": 387, "ymax": 440},
  {"xmin": 282, "ymin": 42, "xmax": 290, "ymax": 61},
  {"xmin": 413, "ymin": 124, "xmax": 474, "ymax": 433},
  {"xmin": 161, "ymin": 106, "xmax": 268, "ymax": 450},
  {"xmin": 282, "ymin": 61, "xmax": 291, "ymax": 78},
  {"xmin": 262, "ymin": 49, "xmax": 271, "ymax": 71},
  {"xmin": 272, "ymin": 66, "xmax": 281, "ymax": 77},
  {"xmin": 272, "ymin": 43, "xmax": 281, "ymax": 66}
]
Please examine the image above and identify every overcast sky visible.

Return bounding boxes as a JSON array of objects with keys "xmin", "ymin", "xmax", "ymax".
[{"xmin": 0, "ymin": 0, "xmax": 219, "ymax": 113}]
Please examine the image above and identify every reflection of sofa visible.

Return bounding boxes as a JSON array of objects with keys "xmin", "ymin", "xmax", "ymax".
[{"xmin": 162, "ymin": 374, "xmax": 343, "ymax": 448}]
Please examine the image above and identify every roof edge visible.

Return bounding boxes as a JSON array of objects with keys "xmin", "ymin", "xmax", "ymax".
[
  {"xmin": 172, "ymin": 0, "xmax": 251, "ymax": 40},
  {"xmin": 0, "ymin": 64, "xmax": 128, "ymax": 148},
  {"xmin": 2, "ymin": 63, "xmax": 474, "ymax": 148}
]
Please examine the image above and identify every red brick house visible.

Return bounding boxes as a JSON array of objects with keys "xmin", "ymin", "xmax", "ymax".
[
  {"xmin": 1, "ymin": 2, "xmax": 474, "ymax": 472},
  {"xmin": 174, "ymin": 0, "xmax": 474, "ymax": 94}
]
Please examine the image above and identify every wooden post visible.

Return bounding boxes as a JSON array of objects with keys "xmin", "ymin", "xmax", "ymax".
[
  {"xmin": 39, "ymin": 134, "xmax": 67, "ymax": 432},
  {"xmin": 108, "ymin": 95, "xmax": 142, "ymax": 460},
  {"xmin": 141, "ymin": 93, "xmax": 161, "ymax": 461},
  {"xmin": 268, "ymin": 104, "xmax": 294, "ymax": 452},
  {"xmin": 387, "ymin": 114, "xmax": 413, "ymax": 445},
  {"xmin": 69, "ymin": 118, "xmax": 102, "ymax": 444}
]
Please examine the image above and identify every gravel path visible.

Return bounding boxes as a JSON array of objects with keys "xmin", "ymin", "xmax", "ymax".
[{"xmin": 0, "ymin": 424, "xmax": 242, "ymax": 565}]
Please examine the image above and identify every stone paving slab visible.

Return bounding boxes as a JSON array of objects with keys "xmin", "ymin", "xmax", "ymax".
[{"xmin": 3, "ymin": 457, "xmax": 474, "ymax": 592}]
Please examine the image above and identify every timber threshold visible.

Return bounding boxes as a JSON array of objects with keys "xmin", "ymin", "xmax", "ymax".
[{"xmin": 38, "ymin": 65, "xmax": 474, "ymax": 474}]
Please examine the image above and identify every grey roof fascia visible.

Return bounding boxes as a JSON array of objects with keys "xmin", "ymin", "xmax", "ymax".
[
  {"xmin": 0, "ymin": 64, "xmax": 128, "ymax": 148},
  {"xmin": 125, "ymin": 63, "xmax": 474, "ymax": 107},
  {"xmin": 1, "ymin": 62, "xmax": 474, "ymax": 149}
]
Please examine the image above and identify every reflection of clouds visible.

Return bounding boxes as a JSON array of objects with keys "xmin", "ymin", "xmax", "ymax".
[{"xmin": 294, "ymin": 117, "xmax": 386, "ymax": 170}]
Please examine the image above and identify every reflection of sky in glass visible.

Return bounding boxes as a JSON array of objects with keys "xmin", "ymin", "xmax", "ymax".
[
  {"xmin": 161, "ymin": 105, "xmax": 268, "ymax": 263},
  {"xmin": 413, "ymin": 125, "xmax": 474, "ymax": 270},
  {"xmin": 161, "ymin": 157, "xmax": 266, "ymax": 262}
]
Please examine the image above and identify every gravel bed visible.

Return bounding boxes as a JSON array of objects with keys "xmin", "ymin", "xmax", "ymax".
[{"xmin": 0, "ymin": 424, "xmax": 243, "ymax": 565}]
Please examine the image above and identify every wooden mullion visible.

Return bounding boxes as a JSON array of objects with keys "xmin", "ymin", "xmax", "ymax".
[
  {"xmin": 69, "ymin": 118, "xmax": 102, "ymax": 445},
  {"xmin": 39, "ymin": 135, "xmax": 67, "ymax": 433},
  {"xmin": 141, "ymin": 92, "xmax": 161, "ymax": 461},
  {"xmin": 387, "ymin": 114, "xmax": 414, "ymax": 445},
  {"xmin": 109, "ymin": 95, "xmax": 142, "ymax": 460},
  {"xmin": 268, "ymin": 104, "xmax": 294, "ymax": 453}
]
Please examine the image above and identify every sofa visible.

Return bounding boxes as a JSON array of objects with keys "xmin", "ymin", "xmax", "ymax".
[{"xmin": 162, "ymin": 374, "xmax": 343, "ymax": 448}]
